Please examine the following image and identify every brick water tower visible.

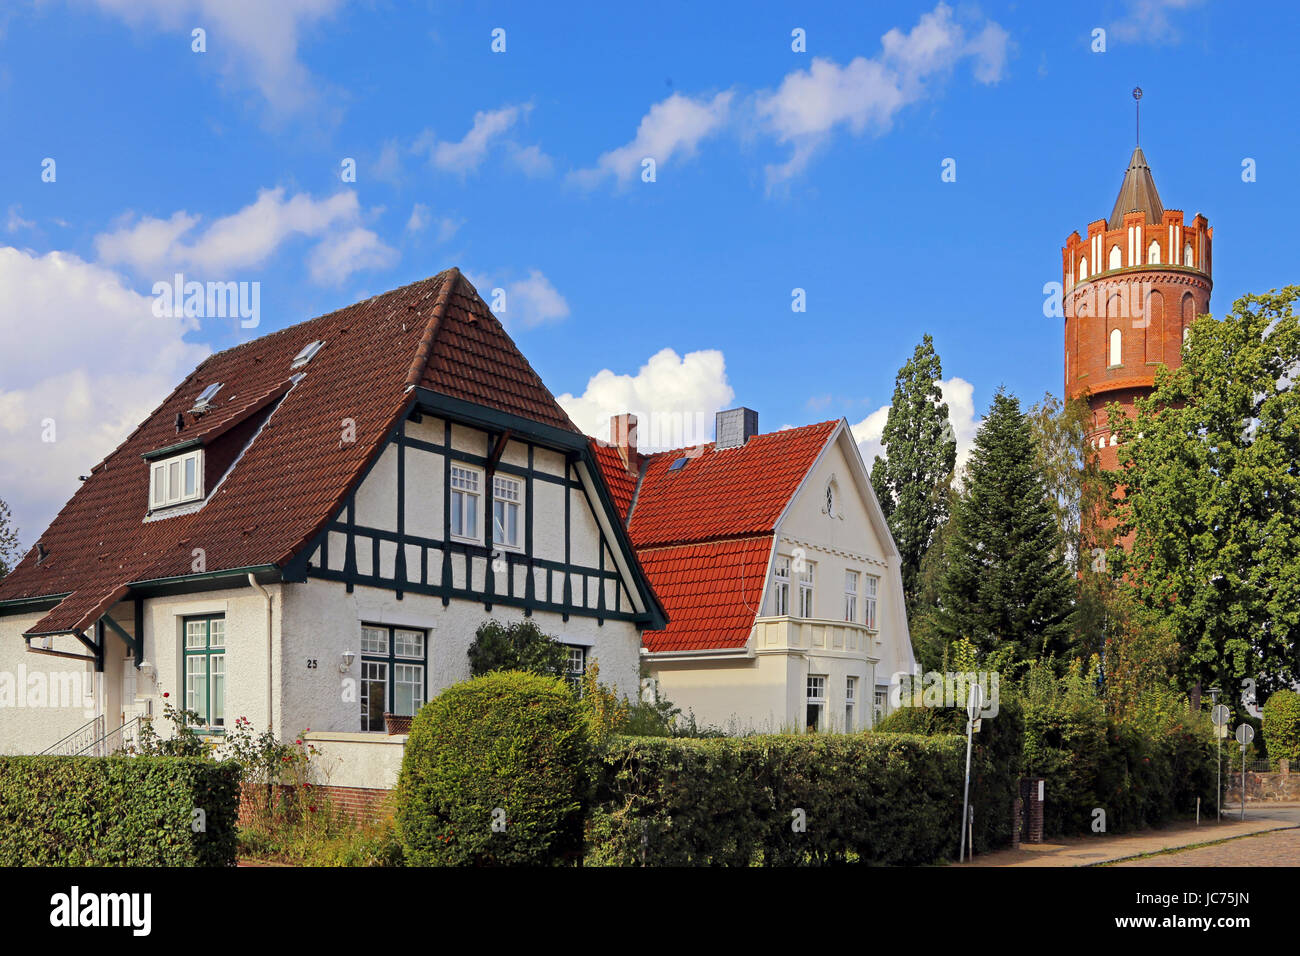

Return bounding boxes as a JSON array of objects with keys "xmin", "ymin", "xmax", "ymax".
[{"xmin": 1062, "ymin": 89, "xmax": 1213, "ymax": 471}]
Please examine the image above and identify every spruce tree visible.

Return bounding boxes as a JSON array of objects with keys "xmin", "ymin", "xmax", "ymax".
[
  {"xmin": 936, "ymin": 389, "xmax": 1076, "ymax": 667},
  {"xmin": 870, "ymin": 334, "xmax": 956, "ymax": 614}
]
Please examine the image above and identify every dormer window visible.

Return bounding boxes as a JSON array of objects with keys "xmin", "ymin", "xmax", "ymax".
[
  {"xmin": 291, "ymin": 340, "xmax": 324, "ymax": 369},
  {"xmin": 191, "ymin": 382, "xmax": 222, "ymax": 413},
  {"xmin": 150, "ymin": 449, "xmax": 204, "ymax": 509}
]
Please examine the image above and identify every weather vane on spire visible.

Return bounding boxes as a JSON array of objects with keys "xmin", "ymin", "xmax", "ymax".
[{"xmin": 1133, "ymin": 86, "xmax": 1143, "ymax": 146}]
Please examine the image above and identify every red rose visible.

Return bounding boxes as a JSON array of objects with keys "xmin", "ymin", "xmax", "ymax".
[{"xmin": 163, "ymin": 692, "xmax": 169, "ymax": 698}]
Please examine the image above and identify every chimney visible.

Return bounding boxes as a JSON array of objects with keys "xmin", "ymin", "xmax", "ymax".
[
  {"xmin": 610, "ymin": 413, "xmax": 638, "ymax": 470},
  {"xmin": 715, "ymin": 407, "xmax": 759, "ymax": 450}
]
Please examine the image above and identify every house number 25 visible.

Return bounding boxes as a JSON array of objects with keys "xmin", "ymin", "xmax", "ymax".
[{"xmin": 306, "ymin": 659, "xmax": 318, "ymax": 669}]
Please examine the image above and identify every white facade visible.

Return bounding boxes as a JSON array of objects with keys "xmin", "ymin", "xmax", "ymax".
[
  {"xmin": 0, "ymin": 410, "xmax": 653, "ymax": 790},
  {"xmin": 647, "ymin": 423, "xmax": 915, "ymax": 734}
]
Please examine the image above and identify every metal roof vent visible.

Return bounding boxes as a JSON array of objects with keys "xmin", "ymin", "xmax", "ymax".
[
  {"xmin": 714, "ymin": 407, "xmax": 758, "ymax": 450},
  {"xmin": 291, "ymin": 340, "xmax": 325, "ymax": 369}
]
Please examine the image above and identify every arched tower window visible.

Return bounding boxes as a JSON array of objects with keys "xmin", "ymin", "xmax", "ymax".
[
  {"xmin": 1109, "ymin": 328, "xmax": 1122, "ymax": 366},
  {"xmin": 1108, "ymin": 245, "xmax": 1122, "ymax": 270},
  {"xmin": 1184, "ymin": 242, "xmax": 1194, "ymax": 267},
  {"xmin": 1079, "ymin": 256, "xmax": 1088, "ymax": 280},
  {"xmin": 1148, "ymin": 240, "xmax": 1160, "ymax": 264}
]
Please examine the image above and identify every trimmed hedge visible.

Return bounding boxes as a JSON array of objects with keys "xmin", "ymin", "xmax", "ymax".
[
  {"xmin": 586, "ymin": 733, "xmax": 968, "ymax": 866},
  {"xmin": 875, "ymin": 696, "xmax": 1024, "ymax": 853},
  {"xmin": 1262, "ymin": 690, "xmax": 1300, "ymax": 767},
  {"xmin": 396, "ymin": 670, "xmax": 593, "ymax": 866},
  {"xmin": 0, "ymin": 755, "xmax": 240, "ymax": 866}
]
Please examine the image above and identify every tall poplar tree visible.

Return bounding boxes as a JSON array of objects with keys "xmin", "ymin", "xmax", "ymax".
[
  {"xmin": 936, "ymin": 389, "xmax": 1076, "ymax": 667},
  {"xmin": 870, "ymin": 334, "xmax": 956, "ymax": 614},
  {"xmin": 1109, "ymin": 287, "xmax": 1300, "ymax": 696},
  {"xmin": 0, "ymin": 498, "xmax": 19, "ymax": 580}
]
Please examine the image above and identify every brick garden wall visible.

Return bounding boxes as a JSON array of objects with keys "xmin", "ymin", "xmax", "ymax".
[
  {"xmin": 1226, "ymin": 761, "xmax": 1299, "ymax": 803},
  {"xmin": 237, "ymin": 782, "xmax": 393, "ymax": 826}
]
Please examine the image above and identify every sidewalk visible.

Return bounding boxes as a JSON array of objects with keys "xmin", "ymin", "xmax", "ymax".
[{"xmin": 956, "ymin": 803, "xmax": 1300, "ymax": 867}]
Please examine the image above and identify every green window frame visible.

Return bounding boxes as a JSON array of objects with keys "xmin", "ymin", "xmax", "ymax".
[
  {"xmin": 360, "ymin": 624, "xmax": 428, "ymax": 732},
  {"xmin": 183, "ymin": 615, "xmax": 225, "ymax": 728}
]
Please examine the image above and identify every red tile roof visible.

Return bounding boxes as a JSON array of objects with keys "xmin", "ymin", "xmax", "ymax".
[
  {"xmin": 589, "ymin": 441, "xmax": 637, "ymax": 521},
  {"xmin": 0, "ymin": 269, "xmax": 585, "ymax": 636},
  {"xmin": 635, "ymin": 536, "xmax": 773, "ymax": 652},
  {"xmin": 628, "ymin": 421, "xmax": 837, "ymax": 547},
  {"xmin": 591, "ymin": 419, "xmax": 839, "ymax": 652}
]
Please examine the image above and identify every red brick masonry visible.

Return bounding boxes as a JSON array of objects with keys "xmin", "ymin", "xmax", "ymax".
[{"xmin": 238, "ymin": 782, "xmax": 393, "ymax": 825}]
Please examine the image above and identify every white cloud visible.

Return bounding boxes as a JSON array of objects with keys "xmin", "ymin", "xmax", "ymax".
[
  {"xmin": 85, "ymin": 0, "xmax": 344, "ymax": 118},
  {"xmin": 306, "ymin": 226, "xmax": 397, "ymax": 285},
  {"xmin": 756, "ymin": 3, "xmax": 1009, "ymax": 183},
  {"xmin": 556, "ymin": 348, "xmax": 735, "ymax": 450},
  {"xmin": 93, "ymin": 187, "xmax": 395, "ymax": 283},
  {"xmin": 466, "ymin": 268, "xmax": 570, "ymax": 329},
  {"xmin": 406, "ymin": 204, "xmax": 463, "ymax": 242},
  {"xmin": 414, "ymin": 104, "xmax": 552, "ymax": 176},
  {"xmin": 1110, "ymin": 0, "xmax": 1204, "ymax": 44},
  {"xmin": 5, "ymin": 205, "xmax": 34, "ymax": 233},
  {"xmin": 570, "ymin": 91, "xmax": 734, "ymax": 188},
  {"xmin": 850, "ymin": 376, "xmax": 979, "ymax": 478},
  {"xmin": 0, "ymin": 247, "xmax": 209, "ymax": 543}
]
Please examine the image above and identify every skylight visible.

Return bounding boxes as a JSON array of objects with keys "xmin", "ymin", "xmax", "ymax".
[
  {"xmin": 291, "ymin": 340, "xmax": 325, "ymax": 369},
  {"xmin": 668, "ymin": 457, "xmax": 689, "ymax": 472},
  {"xmin": 191, "ymin": 382, "xmax": 222, "ymax": 411}
]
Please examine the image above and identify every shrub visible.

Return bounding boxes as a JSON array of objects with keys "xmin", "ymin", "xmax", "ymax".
[
  {"xmin": 1262, "ymin": 690, "xmax": 1300, "ymax": 767},
  {"xmin": 586, "ymin": 733, "xmax": 967, "ymax": 866},
  {"xmin": 396, "ymin": 671, "xmax": 593, "ymax": 865},
  {"xmin": 875, "ymin": 691, "xmax": 1023, "ymax": 852},
  {"xmin": 467, "ymin": 619, "xmax": 568, "ymax": 678},
  {"xmin": 0, "ymin": 755, "xmax": 240, "ymax": 866}
]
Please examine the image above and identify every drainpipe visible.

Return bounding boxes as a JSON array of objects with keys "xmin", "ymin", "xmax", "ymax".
[{"xmin": 248, "ymin": 574, "xmax": 273, "ymax": 735}]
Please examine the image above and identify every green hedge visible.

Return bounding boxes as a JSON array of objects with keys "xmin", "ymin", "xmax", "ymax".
[
  {"xmin": 397, "ymin": 671, "xmax": 592, "ymax": 866},
  {"xmin": 586, "ymin": 733, "xmax": 968, "ymax": 866},
  {"xmin": 0, "ymin": 755, "xmax": 240, "ymax": 866},
  {"xmin": 1023, "ymin": 707, "xmax": 1215, "ymax": 836},
  {"xmin": 1262, "ymin": 690, "xmax": 1300, "ymax": 767},
  {"xmin": 875, "ymin": 696, "xmax": 1024, "ymax": 853}
]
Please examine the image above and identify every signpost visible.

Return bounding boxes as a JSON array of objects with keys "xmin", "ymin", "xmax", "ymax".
[
  {"xmin": 1211, "ymin": 704, "xmax": 1230, "ymax": 822},
  {"xmin": 959, "ymin": 684, "xmax": 981, "ymax": 863},
  {"xmin": 1235, "ymin": 723, "xmax": 1255, "ymax": 821}
]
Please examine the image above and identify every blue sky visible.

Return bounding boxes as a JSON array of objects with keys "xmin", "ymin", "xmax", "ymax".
[{"xmin": 1, "ymin": 0, "xmax": 1296, "ymax": 542}]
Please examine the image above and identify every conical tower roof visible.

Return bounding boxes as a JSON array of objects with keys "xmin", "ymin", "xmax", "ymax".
[{"xmin": 1108, "ymin": 146, "xmax": 1165, "ymax": 228}]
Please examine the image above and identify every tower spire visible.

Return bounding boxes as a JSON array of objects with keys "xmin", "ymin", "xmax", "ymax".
[{"xmin": 1133, "ymin": 86, "xmax": 1143, "ymax": 145}]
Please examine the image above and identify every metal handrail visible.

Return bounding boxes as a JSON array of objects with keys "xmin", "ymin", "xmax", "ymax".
[
  {"xmin": 39, "ymin": 714, "xmax": 104, "ymax": 755},
  {"xmin": 73, "ymin": 715, "xmax": 145, "ymax": 757}
]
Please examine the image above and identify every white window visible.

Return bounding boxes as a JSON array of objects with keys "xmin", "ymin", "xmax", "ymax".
[
  {"xmin": 183, "ymin": 615, "xmax": 224, "ymax": 728},
  {"xmin": 846, "ymin": 677, "xmax": 857, "ymax": 732},
  {"xmin": 773, "ymin": 557, "xmax": 790, "ymax": 615},
  {"xmin": 450, "ymin": 464, "xmax": 481, "ymax": 540},
  {"xmin": 1109, "ymin": 328, "xmax": 1122, "ymax": 366},
  {"xmin": 1078, "ymin": 256, "xmax": 1088, "ymax": 280},
  {"xmin": 1108, "ymin": 244, "xmax": 1122, "ymax": 270},
  {"xmin": 566, "ymin": 646, "xmax": 586, "ymax": 693},
  {"xmin": 873, "ymin": 686, "xmax": 888, "ymax": 725},
  {"xmin": 150, "ymin": 449, "xmax": 204, "ymax": 509},
  {"xmin": 291, "ymin": 340, "xmax": 324, "ymax": 369},
  {"xmin": 806, "ymin": 675, "xmax": 826, "ymax": 732},
  {"xmin": 492, "ymin": 474, "xmax": 522, "ymax": 549},
  {"xmin": 798, "ymin": 564, "xmax": 815, "ymax": 618},
  {"xmin": 1184, "ymin": 241, "xmax": 1194, "ymax": 267},
  {"xmin": 864, "ymin": 574, "xmax": 879, "ymax": 630},
  {"xmin": 1147, "ymin": 240, "xmax": 1160, "ymax": 264},
  {"xmin": 191, "ymin": 382, "xmax": 222, "ymax": 411},
  {"xmin": 844, "ymin": 570, "xmax": 859, "ymax": 622}
]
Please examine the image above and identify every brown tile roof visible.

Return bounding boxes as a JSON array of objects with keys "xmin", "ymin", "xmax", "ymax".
[
  {"xmin": 1108, "ymin": 146, "xmax": 1165, "ymax": 229},
  {"xmin": 0, "ymin": 269, "xmax": 583, "ymax": 636}
]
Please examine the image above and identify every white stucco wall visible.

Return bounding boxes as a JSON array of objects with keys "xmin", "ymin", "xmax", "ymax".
[{"xmin": 0, "ymin": 613, "xmax": 98, "ymax": 753}]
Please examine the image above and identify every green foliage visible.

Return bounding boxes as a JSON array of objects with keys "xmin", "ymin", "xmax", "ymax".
[
  {"xmin": 870, "ymin": 334, "xmax": 957, "ymax": 614},
  {"xmin": 0, "ymin": 497, "xmax": 20, "ymax": 579},
  {"xmin": 1020, "ymin": 661, "xmax": 1215, "ymax": 836},
  {"xmin": 132, "ymin": 698, "xmax": 212, "ymax": 757},
  {"xmin": 467, "ymin": 618, "xmax": 569, "ymax": 678},
  {"xmin": 396, "ymin": 671, "xmax": 593, "ymax": 865},
  {"xmin": 0, "ymin": 755, "xmax": 240, "ymax": 865},
  {"xmin": 1109, "ymin": 287, "xmax": 1300, "ymax": 696},
  {"xmin": 240, "ymin": 795, "xmax": 405, "ymax": 867},
  {"xmin": 575, "ymin": 659, "xmax": 628, "ymax": 746},
  {"xmin": 874, "ymin": 687, "xmax": 1023, "ymax": 851},
  {"xmin": 1262, "ymin": 690, "xmax": 1300, "ymax": 767},
  {"xmin": 935, "ymin": 388, "xmax": 1077, "ymax": 668},
  {"xmin": 586, "ymin": 733, "xmax": 972, "ymax": 866}
]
